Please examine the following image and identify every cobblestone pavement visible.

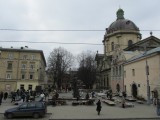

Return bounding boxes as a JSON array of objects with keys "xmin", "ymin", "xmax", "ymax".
[{"xmin": 0, "ymin": 92, "xmax": 159, "ymax": 120}]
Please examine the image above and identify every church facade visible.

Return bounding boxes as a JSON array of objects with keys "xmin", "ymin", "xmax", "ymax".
[{"xmin": 95, "ymin": 8, "xmax": 160, "ymax": 100}]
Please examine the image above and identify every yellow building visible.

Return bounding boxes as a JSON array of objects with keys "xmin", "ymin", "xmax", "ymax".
[
  {"xmin": 96, "ymin": 8, "xmax": 160, "ymax": 100},
  {"xmin": 124, "ymin": 47, "xmax": 160, "ymax": 100},
  {"xmin": 0, "ymin": 46, "xmax": 46, "ymax": 92},
  {"xmin": 96, "ymin": 8, "xmax": 141, "ymax": 89}
]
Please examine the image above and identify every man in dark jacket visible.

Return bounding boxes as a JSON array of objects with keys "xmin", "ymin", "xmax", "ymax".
[{"xmin": 96, "ymin": 99, "xmax": 102, "ymax": 115}]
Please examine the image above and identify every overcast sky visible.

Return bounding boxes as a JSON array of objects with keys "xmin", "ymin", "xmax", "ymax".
[{"xmin": 0, "ymin": 0, "xmax": 160, "ymax": 62}]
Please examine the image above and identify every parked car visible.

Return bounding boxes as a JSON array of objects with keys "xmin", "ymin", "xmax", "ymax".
[{"xmin": 4, "ymin": 101, "xmax": 47, "ymax": 119}]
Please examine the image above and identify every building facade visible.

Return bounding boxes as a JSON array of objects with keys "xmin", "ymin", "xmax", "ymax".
[
  {"xmin": 0, "ymin": 46, "xmax": 46, "ymax": 92},
  {"xmin": 95, "ymin": 8, "xmax": 160, "ymax": 99},
  {"xmin": 124, "ymin": 47, "xmax": 160, "ymax": 99},
  {"xmin": 96, "ymin": 8, "xmax": 141, "ymax": 91}
]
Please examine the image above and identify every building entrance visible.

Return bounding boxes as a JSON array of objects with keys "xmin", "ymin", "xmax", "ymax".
[
  {"xmin": 132, "ymin": 84, "xmax": 137, "ymax": 98},
  {"xmin": 116, "ymin": 84, "xmax": 120, "ymax": 92}
]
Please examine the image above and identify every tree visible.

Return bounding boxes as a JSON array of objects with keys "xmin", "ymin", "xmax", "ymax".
[
  {"xmin": 48, "ymin": 47, "xmax": 74, "ymax": 90},
  {"xmin": 77, "ymin": 51, "xmax": 97, "ymax": 89}
]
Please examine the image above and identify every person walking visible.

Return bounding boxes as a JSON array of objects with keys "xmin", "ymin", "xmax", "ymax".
[
  {"xmin": 122, "ymin": 96, "xmax": 126, "ymax": 108},
  {"xmin": 39, "ymin": 92, "xmax": 45, "ymax": 102},
  {"xmin": 0, "ymin": 92, "xmax": 2, "ymax": 105},
  {"xmin": 4, "ymin": 92, "xmax": 8, "ymax": 100},
  {"xmin": 96, "ymin": 99, "xmax": 102, "ymax": 115},
  {"xmin": 157, "ymin": 99, "xmax": 160, "ymax": 116}
]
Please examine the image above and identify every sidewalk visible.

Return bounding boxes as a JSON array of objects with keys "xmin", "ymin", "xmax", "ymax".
[
  {"xmin": 47, "ymin": 101, "xmax": 160, "ymax": 119},
  {"xmin": 0, "ymin": 93, "xmax": 160, "ymax": 119}
]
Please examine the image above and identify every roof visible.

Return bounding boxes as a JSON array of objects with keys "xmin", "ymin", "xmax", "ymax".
[
  {"xmin": 107, "ymin": 9, "xmax": 139, "ymax": 34},
  {"xmin": 95, "ymin": 53, "xmax": 104, "ymax": 61},
  {"xmin": 125, "ymin": 47, "xmax": 160, "ymax": 64},
  {"xmin": 0, "ymin": 46, "xmax": 46, "ymax": 66}
]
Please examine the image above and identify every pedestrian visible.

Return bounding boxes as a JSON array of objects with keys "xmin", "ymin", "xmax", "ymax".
[
  {"xmin": 122, "ymin": 96, "xmax": 125, "ymax": 108},
  {"xmin": 4, "ymin": 92, "xmax": 8, "ymax": 100},
  {"xmin": 0, "ymin": 92, "xmax": 2, "ymax": 105},
  {"xmin": 0, "ymin": 92, "xmax": 3, "ymax": 102},
  {"xmin": 86, "ymin": 93, "xmax": 89, "ymax": 100},
  {"xmin": 157, "ymin": 99, "xmax": 160, "ymax": 116},
  {"xmin": 96, "ymin": 99, "xmax": 102, "ymax": 115},
  {"xmin": 11, "ymin": 92, "xmax": 16, "ymax": 103},
  {"xmin": 92, "ymin": 91, "xmax": 95, "ymax": 98},
  {"xmin": 26, "ymin": 93, "xmax": 30, "ymax": 102},
  {"xmin": 55, "ymin": 92, "xmax": 59, "ymax": 99},
  {"xmin": 39, "ymin": 92, "xmax": 45, "ymax": 102}
]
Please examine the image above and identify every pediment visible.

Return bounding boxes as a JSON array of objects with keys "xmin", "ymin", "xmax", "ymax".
[
  {"xmin": 124, "ymin": 36, "xmax": 160, "ymax": 51},
  {"xmin": 138, "ymin": 39, "xmax": 160, "ymax": 47}
]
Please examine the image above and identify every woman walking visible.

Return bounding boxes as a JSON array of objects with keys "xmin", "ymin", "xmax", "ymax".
[{"xmin": 96, "ymin": 99, "xmax": 102, "ymax": 115}]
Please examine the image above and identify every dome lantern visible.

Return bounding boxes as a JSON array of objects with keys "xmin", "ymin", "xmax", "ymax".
[{"xmin": 116, "ymin": 8, "xmax": 124, "ymax": 20}]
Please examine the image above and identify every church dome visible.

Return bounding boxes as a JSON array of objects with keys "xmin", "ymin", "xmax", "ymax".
[{"xmin": 107, "ymin": 9, "xmax": 139, "ymax": 34}]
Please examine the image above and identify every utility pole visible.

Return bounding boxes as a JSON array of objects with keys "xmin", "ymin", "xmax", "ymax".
[
  {"xmin": 146, "ymin": 59, "xmax": 150, "ymax": 104},
  {"xmin": 144, "ymin": 45, "xmax": 151, "ymax": 105}
]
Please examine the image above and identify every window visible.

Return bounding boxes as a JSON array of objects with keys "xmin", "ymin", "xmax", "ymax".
[
  {"xmin": 31, "ymin": 55, "xmax": 35, "ymax": 60},
  {"xmin": 23, "ymin": 55, "xmax": 27, "ymax": 60},
  {"xmin": 22, "ymin": 74, "xmax": 25, "ymax": 79},
  {"xmin": 29, "ymin": 74, "xmax": 33, "ymax": 80},
  {"xmin": 6, "ymin": 73, "xmax": 11, "ymax": 79},
  {"xmin": 22, "ymin": 64, "xmax": 26, "ymax": 69},
  {"xmin": 19, "ymin": 103, "xmax": 27, "ymax": 109},
  {"xmin": 28, "ymin": 85, "xmax": 32, "ymax": 90},
  {"xmin": 111, "ymin": 42, "xmax": 114, "ymax": 51},
  {"xmin": 7, "ymin": 63, "xmax": 12, "ymax": 70},
  {"xmin": 28, "ymin": 103, "xmax": 35, "ymax": 108},
  {"xmin": 20, "ymin": 84, "xmax": 24, "ymax": 90},
  {"xmin": 36, "ymin": 102, "xmax": 43, "ymax": 108},
  {"xmin": 128, "ymin": 40, "xmax": 133, "ymax": 47},
  {"xmin": 132, "ymin": 69, "xmax": 135, "ymax": 76},
  {"xmin": 8, "ymin": 53, "xmax": 13, "ymax": 59},
  {"xmin": 30, "ymin": 64, "xmax": 34, "ymax": 69}
]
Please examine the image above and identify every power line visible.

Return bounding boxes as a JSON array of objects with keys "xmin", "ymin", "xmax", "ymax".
[
  {"xmin": 0, "ymin": 40, "xmax": 103, "ymax": 45},
  {"xmin": 0, "ymin": 29, "xmax": 104, "ymax": 32},
  {"xmin": 0, "ymin": 40, "xmax": 133, "ymax": 47},
  {"xmin": 0, "ymin": 28, "xmax": 160, "ymax": 32}
]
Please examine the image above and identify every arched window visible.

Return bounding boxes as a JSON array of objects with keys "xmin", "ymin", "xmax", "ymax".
[
  {"xmin": 128, "ymin": 40, "xmax": 133, "ymax": 47},
  {"xmin": 111, "ymin": 42, "xmax": 114, "ymax": 51}
]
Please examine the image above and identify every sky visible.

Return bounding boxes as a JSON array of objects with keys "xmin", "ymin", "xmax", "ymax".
[{"xmin": 0, "ymin": 0, "xmax": 160, "ymax": 63}]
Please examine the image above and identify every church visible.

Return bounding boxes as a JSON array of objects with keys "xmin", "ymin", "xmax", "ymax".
[{"xmin": 95, "ymin": 8, "xmax": 160, "ymax": 100}]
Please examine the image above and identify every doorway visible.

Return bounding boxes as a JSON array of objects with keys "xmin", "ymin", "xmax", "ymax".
[
  {"xmin": 116, "ymin": 84, "xmax": 120, "ymax": 93},
  {"xmin": 132, "ymin": 84, "xmax": 138, "ymax": 98}
]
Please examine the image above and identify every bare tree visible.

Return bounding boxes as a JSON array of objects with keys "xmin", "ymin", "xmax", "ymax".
[
  {"xmin": 48, "ymin": 47, "xmax": 74, "ymax": 90},
  {"xmin": 77, "ymin": 51, "xmax": 96, "ymax": 89}
]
